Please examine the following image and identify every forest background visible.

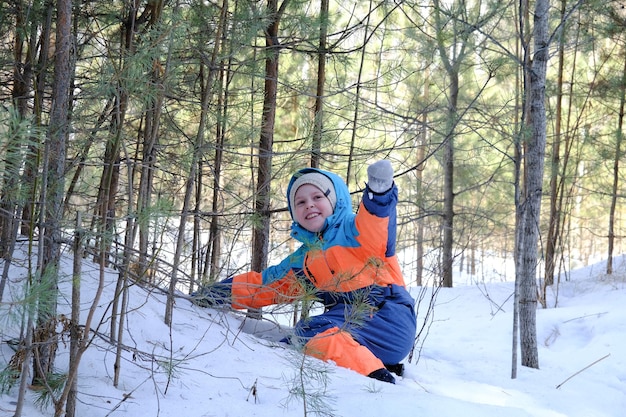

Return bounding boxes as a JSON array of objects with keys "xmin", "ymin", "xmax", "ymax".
[{"xmin": 1, "ymin": 0, "xmax": 626, "ymax": 416}]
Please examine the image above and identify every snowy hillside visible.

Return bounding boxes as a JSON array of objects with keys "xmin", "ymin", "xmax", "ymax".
[{"xmin": 1, "ymin": 248, "xmax": 625, "ymax": 417}]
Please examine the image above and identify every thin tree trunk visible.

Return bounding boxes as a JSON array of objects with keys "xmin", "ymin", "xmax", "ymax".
[
  {"xmin": 511, "ymin": 0, "xmax": 527, "ymax": 379},
  {"xmin": 414, "ymin": 93, "xmax": 428, "ymax": 286},
  {"xmin": 134, "ymin": 1, "xmax": 166, "ymax": 281},
  {"xmin": 607, "ymin": 48, "xmax": 626, "ymax": 275},
  {"xmin": 92, "ymin": 103, "xmax": 124, "ymax": 271},
  {"xmin": 206, "ymin": 54, "xmax": 230, "ymax": 283},
  {"xmin": 113, "ymin": 152, "xmax": 137, "ymax": 387},
  {"xmin": 63, "ymin": 97, "xmax": 115, "ymax": 214},
  {"xmin": 311, "ymin": 0, "xmax": 328, "ymax": 168},
  {"xmin": 544, "ymin": 0, "xmax": 568, "ymax": 289},
  {"xmin": 113, "ymin": 266, "xmax": 130, "ymax": 387},
  {"xmin": 441, "ymin": 70, "xmax": 456, "ymax": 289},
  {"xmin": 64, "ymin": 214, "xmax": 83, "ymax": 417},
  {"xmin": 13, "ymin": 309, "xmax": 34, "ymax": 417},
  {"xmin": 107, "ymin": 0, "xmax": 142, "ymax": 342},
  {"xmin": 55, "ymin": 225, "xmax": 108, "ymax": 417},
  {"xmin": 346, "ymin": 0, "xmax": 373, "ymax": 186},
  {"xmin": 432, "ymin": 0, "xmax": 461, "ymax": 288},
  {"xmin": 165, "ymin": 0, "xmax": 226, "ymax": 325},
  {"xmin": 0, "ymin": 214, "xmax": 20, "ymax": 303},
  {"xmin": 20, "ymin": 2, "xmax": 53, "ymax": 237},
  {"xmin": 103, "ymin": 126, "xmax": 124, "ymax": 344},
  {"xmin": 166, "ymin": 109, "xmax": 203, "ymax": 325},
  {"xmin": 1, "ymin": 0, "xmax": 37, "ymax": 256},
  {"xmin": 549, "ymin": 14, "xmax": 583, "ymax": 297},
  {"xmin": 193, "ymin": 161, "xmax": 204, "ymax": 288}
]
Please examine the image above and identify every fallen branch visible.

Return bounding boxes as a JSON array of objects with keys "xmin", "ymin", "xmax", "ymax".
[
  {"xmin": 562, "ymin": 312, "xmax": 608, "ymax": 323},
  {"xmin": 556, "ymin": 353, "xmax": 610, "ymax": 389}
]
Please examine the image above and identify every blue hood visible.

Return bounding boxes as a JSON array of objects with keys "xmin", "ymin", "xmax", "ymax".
[{"xmin": 286, "ymin": 168, "xmax": 358, "ymax": 247}]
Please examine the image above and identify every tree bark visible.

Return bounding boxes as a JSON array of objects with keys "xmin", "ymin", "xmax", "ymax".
[
  {"xmin": 165, "ymin": 0, "xmax": 226, "ymax": 325},
  {"xmin": 432, "ymin": 0, "xmax": 461, "ymax": 288},
  {"xmin": 607, "ymin": 47, "xmax": 626, "ymax": 275},
  {"xmin": 247, "ymin": 0, "xmax": 289, "ymax": 320},
  {"xmin": 1, "ymin": 0, "xmax": 38, "ymax": 255},
  {"xmin": 64, "ymin": 214, "xmax": 83, "ymax": 417},
  {"xmin": 544, "ymin": 0, "xmax": 568, "ymax": 288},
  {"xmin": 415, "ymin": 80, "xmax": 429, "ymax": 287},
  {"xmin": 33, "ymin": 0, "xmax": 73, "ymax": 385},
  {"xmin": 206, "ymin": 56, "xmax": 229, "ymax": 284},
  {"xmin": 251, "ymin": 0, "xmax": 285, "ymax": 273},
  {"xmin": 20, "ymin": 2, "xmax": 54, "ymax": 238},
  {"xmin": 311, "ymin": 0, "xmax": 328, "ymax": 168},
  {"xmin": 518, "ymin": 0, "xmax": 550, "ymax": 370}
]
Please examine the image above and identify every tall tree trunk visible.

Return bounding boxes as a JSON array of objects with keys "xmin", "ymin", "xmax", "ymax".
[
  {"xmin": 432, "ymin": 0, "xmax": 461, "ymax": 288},
  {"xmin": 33, "ymin": 0, "xmax": 73, "ymax": 385},
  {"xmin": 512, "ymin": 0, "xmax": 529, "ymax": 379},
  {"xmin": 518, "ymin": 0, "xmax": 550, "ymax": 370},
  {"xmin": 201, "ymin": 1, "xmax": 236, "ymax": 286},
  {"xmin": 607, "ymin": 47, "xmax": 626, "ymax": 275},
  {"xmin": 107, "ymin": 0, "xmax": 148, "ymax": 347},
  {"xmin": 1, "ymin": 0, "xmax": 37, "ymax": 256},
  {"xmin": 165, "ymin": 0, "xmax": 226, "ymax": 325},
  {"xmin": 544, "ymin": 0, "xmax": 569, "ymax": 289},
  {"xmin": 135, "ymin": 1, "xmax": 166, "ymax": 279},
  {"xmin": 165, "ymin": 81, "xmax": 206, "ymax": 324},
  {"xmin": 346, "ymin": 0, "xmax": 373, "ymax": 186},
  {"xmin": 206, "ymin": 55, "xmax": 230, "ymax": 284},
  {"xmin": 251, "ymin": 0, "xmax": 286, "ymax": 275},
  {"xmin": 311, "ymin": 0, "xmax": 328, "ymax": 168},
  {"xmin": 113, "ymin": 148, "xmax": 138, "ymax": 387},
  {"xmin": 20, "ymin": 2, "xmax": 53, "ymax": 238},
  {"xmin": 547, "ymin": 13, "xmax": 583, "ymax": 296},
  {"xmin": 246, "ymin": 0, "xmax": 290, "ymax": 321},
  {"xmin": 414, "ymin": 81, "xmax": 429, "ymax": 287},
  {"xmin": 441, "ymin": 72, "xmax": 457, "ymax": 288},
  {"xmin": 55, "ymin": 219, "xmax": 108, "ymax": 416}
]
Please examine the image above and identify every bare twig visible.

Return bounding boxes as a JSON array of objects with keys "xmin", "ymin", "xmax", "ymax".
[
  {"xmin": 247, "ymin": 378, "xmax": 259, "ymax": 403},
  {"xmin": 556, "ymin": 353, "xmax": 611, "ymax": 389},
  {"xmin": 562, "ymin": 312, "xmax": 608, "ymax": 323}
]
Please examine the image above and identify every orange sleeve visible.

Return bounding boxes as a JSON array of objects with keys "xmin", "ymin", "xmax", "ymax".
[
  {"xmin": 231, "ymin": 270, "xmax": 303, "ymax": 309},
  {"xmin": 354, "ymin": 203, "xmax": 406, "ymax": 287},
  {"xmin": 355, "ymin": 201, "xmax": 390, "ymax": 257}
]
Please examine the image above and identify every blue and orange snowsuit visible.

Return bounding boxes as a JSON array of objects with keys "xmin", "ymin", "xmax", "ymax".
[{"xmin": 231, "ymin": 168, "xmax": 417, "ymax": 376}]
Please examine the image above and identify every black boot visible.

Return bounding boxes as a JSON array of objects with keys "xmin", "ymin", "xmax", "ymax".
[
  {"xmin": 368, "ymin": 368, "xmax": 396, "ymax": 384},
  {"xmin": 385, "ymin": 363, "xmax": 405, "ymax": 377}
]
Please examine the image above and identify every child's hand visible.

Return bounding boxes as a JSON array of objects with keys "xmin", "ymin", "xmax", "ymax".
[{"xmin": 367, "ymin": 160, "xmax": 394, "ymax": 193}]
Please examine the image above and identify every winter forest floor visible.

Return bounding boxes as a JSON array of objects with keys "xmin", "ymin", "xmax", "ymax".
[{"xmin": 1, "ymin": 247, "xmax": 625, "ymax": 417}]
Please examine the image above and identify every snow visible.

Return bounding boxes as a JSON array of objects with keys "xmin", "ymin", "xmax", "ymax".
[{"xmin": 1, "ymin": 248, "xmax": 625, "ymax": 417}]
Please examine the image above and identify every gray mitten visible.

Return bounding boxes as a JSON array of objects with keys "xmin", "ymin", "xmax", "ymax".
[{"xmin": 367, "ymin": 160, "xmax": 394, "ymax": 193}]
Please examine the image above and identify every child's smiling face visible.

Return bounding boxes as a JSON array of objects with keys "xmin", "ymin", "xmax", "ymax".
[{"xmin": 293, "ymin": 184, "xmax": 334, "ymax": 233}]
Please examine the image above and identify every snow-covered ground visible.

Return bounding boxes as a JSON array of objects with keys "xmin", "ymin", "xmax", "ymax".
[{"xmin": 1, "ymin": 247, "xmax": 625, "ymax": 417}]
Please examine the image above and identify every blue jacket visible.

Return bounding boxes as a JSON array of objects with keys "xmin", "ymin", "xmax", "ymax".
[{"xmin": 232, "ymin": 167, "xmax": 407, "ymax": 307}]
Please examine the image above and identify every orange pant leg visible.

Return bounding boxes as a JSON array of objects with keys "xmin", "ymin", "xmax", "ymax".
[{"xmin": 303, "ymin": 327, "xmax": 384, "ymax": 376}]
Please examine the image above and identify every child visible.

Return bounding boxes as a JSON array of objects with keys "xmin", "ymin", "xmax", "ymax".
[{"xmin": 194, "ymin": 161, "xmax": 417, "ymax": 383}]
